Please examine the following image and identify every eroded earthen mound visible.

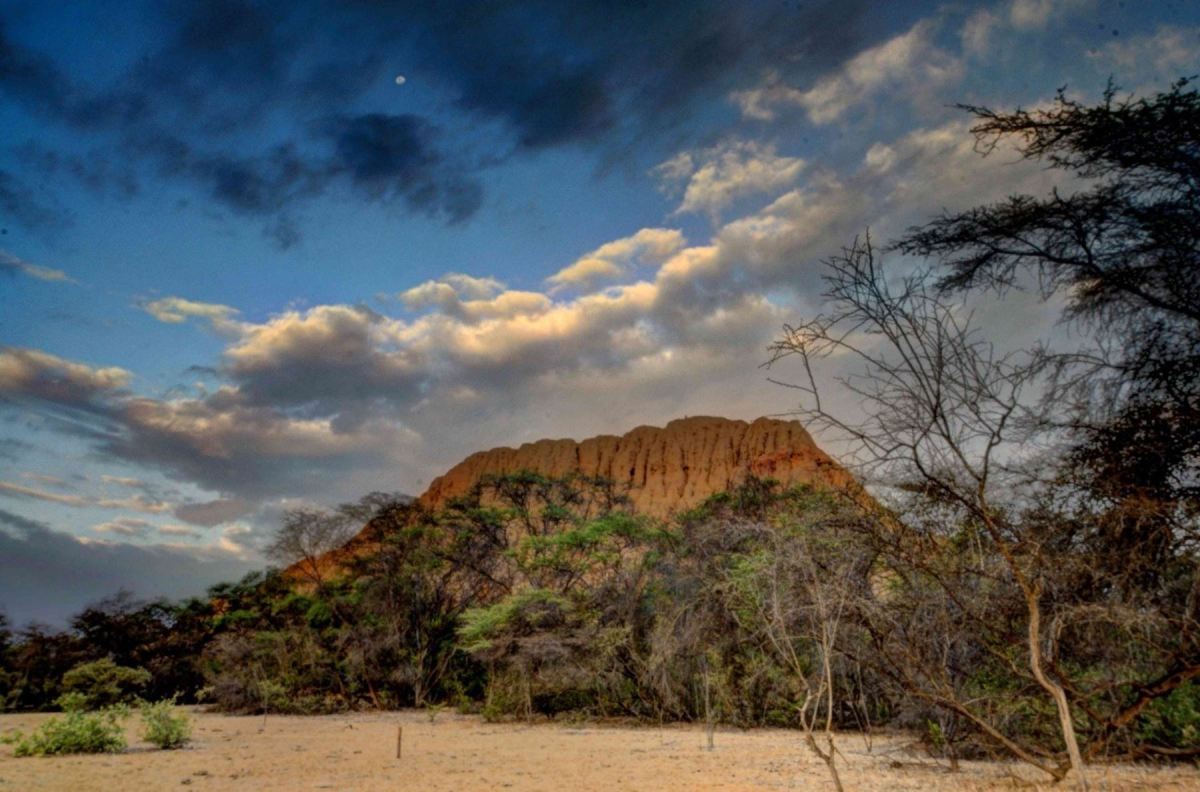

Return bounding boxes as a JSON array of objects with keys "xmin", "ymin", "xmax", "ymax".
[
  {"xmin": 416, "ymin": 415, "xmax": 856, "ymax": 518},
  {"xmin": 295, "ymin": 416, "xmax": 857, "ymax": 582}
]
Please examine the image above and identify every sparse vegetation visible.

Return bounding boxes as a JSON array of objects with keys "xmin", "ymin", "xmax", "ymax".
[
  {"xmin": 5, "ymin": 706, "xmax": 128, "ymax": 756},
  {"xmin": 140, "ymin": 698, "xmax": 191, "ymax": 749}
]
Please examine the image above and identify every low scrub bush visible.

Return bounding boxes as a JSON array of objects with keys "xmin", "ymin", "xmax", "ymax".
[
  {"xmin": 6, "ymin": 707, "xmax": 128, "ymax": 756},
  {"xmin": 54, "ymin": 691, "xmax": 90, "ymax": 713},
  {"xmin": 141, "ymin": 698, "xmax": 191, "ymax": 749}
]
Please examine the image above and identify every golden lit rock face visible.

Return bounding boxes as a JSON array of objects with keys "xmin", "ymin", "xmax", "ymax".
[
  {"xmin": 416, "ymin": 416, "xmax": 857, "ymax": 518},
  {"xmin": 294, "ymin": 416, "xmax": 860, "ymax": 583}
]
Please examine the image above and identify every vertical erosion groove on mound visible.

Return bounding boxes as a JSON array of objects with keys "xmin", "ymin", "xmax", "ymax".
[{"xmin": 416, "ymin": 415, "xmax": 858, "ymax": 518}]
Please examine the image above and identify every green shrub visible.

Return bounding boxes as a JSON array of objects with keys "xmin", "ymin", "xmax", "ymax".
[
  {"xmin": 54, "ymin": 691, "xmax": 90, "ymax": 713},
  {"xmin": 8, "ymin": 707, "xmax": 128, "ymax": 756},
  {"xmin": 1138, "ymin": 680, "xmax": 1200, "ymax": 750},
  {"xmin": 458, "ymin": 589, "xmax": 568, "ymax": 654},
  {"xmin": 61, "ymin": 659, "xmax": 150, "ymax": 708},
  {"xmin": 141, "ymin": 698, "xmax": 191, "ymax": 749}
]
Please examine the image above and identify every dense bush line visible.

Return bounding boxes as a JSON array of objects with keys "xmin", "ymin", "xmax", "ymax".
[{"xmin": 1, "ymin": 473, "xmax": 1195, "ymax": 767}]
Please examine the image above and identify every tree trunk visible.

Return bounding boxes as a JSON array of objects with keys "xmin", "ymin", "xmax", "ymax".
[
  {"xmin": 803, "ymin": 733, "xmax": 845, "ymax": 792},
  {"xmin": 1025, "ymin": 584, "xmax": 1088, "ymax": 790}
]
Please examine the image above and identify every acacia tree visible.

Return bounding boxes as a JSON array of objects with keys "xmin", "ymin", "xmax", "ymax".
[
  {"xmin": 453, "ymin": 474, "xmax": 662, "ymax": 720},
  {"xmin": 722, "ymin": 495, "xmax": 872, "ymax": 792},
  {"xmin": 895, "ymin": 79, "xmax": 1200, "ymax": 759},
  {"xmin": 266, "ymin": 508, "xmax": 356, "ymax": 592},
  {"xmin": 770, "ymin": 238, "xmax": 1090, "ymax": 784},
  {"xmin": 771, "ymin": 78, "xmax": 1200, "ymax": 778},
  {"xmin": 896, "ymin": 79, "xmax": 1199, "ymax": 556},
  {"xmin": 344, "ymin": 499, "xmax": 491, "ymax": 708},
  {"xmin": 266, "ymin": 492, "xmax": 406, "ymax": 591}
]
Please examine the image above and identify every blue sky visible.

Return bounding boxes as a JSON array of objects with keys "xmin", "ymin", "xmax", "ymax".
[{"xmin": 1, "ymin": 0, "xmax": 1197, "ymax": 625}]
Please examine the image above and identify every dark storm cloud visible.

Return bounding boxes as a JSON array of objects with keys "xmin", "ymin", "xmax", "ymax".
[
  {"xmin": 0, "ymin": 169, "xmax": 68, "ymax": 231},
  {"xmin": 0, "ymin": 0, "xmax": 892, "ymax": 241},
  {"xmin": 0, "ymin": 507, "xmax": 256, "ymax": 627},
  {"xmin": 0, "ymin": 506, "xmax": 45, "ymax": 536},
  {"xmin": 0, "ymin": 3, "xmax": 479, "ymax": 242},
  {"xmin": 411, "ymin": 4, "xmax": 616, "ymax": 149},
  {"xmin": 325, "ymin": 113, "xmax": 483, "ymax": 223},
  {"xmin": 0, "ymin": 437, "xmax": 33, "ymax": 461},
  {"xmin": 0, "ymin": 21, "xmax": 78, "ymax": 121},
  {"xmin": 14, "ymin": 144, "xmax": 140, "ymax": 200},
  {"xmin": 403, "ymin": 0, "xmax": 873, "ymax": 149},
  {"xmin": 0, "ymin": 347, "xmax": 417, "ymax": 502},
  {"xmin": 174, "ymin": 497, "xmax": 253, "ymax": 527},
  {"xmin": 128, "ymin": 112, "xmax": 476, "ymax": 236},
  {"xmin": 185, "ymin": 144, "xmax": 315, "ymax": 216},
  {"xmin": 123, "ymin": 115, "xmax": 477, "ymax": 244}
]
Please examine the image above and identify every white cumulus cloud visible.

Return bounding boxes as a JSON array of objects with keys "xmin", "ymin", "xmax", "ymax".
[
  {"xmin": 547, "ymin": 228, "xmax": 685, "ymax": 291},
  {"xmin": 654, "ymin": 141, "xmax": 805, "ymax": 221}
]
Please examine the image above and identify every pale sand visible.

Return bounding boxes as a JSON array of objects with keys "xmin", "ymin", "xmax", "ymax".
[{"xmin": 1, "ymin": 709, "xmax": 1196, "ymax": 791}]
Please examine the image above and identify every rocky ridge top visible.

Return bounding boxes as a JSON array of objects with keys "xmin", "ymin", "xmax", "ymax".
[{"xmin": 416, "ymin": 415, "xmax": 856, "ymax": 518}]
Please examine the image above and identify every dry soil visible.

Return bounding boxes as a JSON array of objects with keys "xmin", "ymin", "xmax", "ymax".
[{"xmin": 1, "ymin": 709, "xmax": 1196, "ymax": 791}]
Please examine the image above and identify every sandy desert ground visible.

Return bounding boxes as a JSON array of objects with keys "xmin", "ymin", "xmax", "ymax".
[{"xmin": 0, "ymin": 709, "xmax": 1196, "ymax": 791}]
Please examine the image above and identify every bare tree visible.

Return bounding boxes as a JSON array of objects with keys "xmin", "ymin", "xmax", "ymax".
[
  {"xmin": 265, "ymin": 507, "xmax": 357, "ymax": 591},
  {"xmin": 266, "ymin": 492, "xmax": 407, "ymax": 591},
  {"xmin": 715, "ymin": 493, "xmax": 873, "ymax": 792},
  {"xmin": 769, "ymin": 237, "xmax": 1089, "ymax": 787},
  {"xmin": 754, "ymin": 526, "xmax": 851, "ymax": 791}
]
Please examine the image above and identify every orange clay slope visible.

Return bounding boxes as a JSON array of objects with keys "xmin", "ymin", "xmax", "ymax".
[{"xmin": 290, "ymin": 416, "xmax": 866, "ymax": 582}]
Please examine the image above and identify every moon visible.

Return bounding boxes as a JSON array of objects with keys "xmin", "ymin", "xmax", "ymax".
[{"xmin": 394, "ymin": 75, "xmax": 407, "ymax": 86}]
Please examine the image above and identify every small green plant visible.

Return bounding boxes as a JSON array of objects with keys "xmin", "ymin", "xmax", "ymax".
[
  {"xmin": 54, "ymin": 691, "xmax": 90, "ymax": 713},
  {"xmin": 141, "ymin": 698, "xmax": 192, "ymax": 749},
  {"xmin": 426, "ymin": 702, "xmax": 445, "ymax": 724},
  {"xmin": 925, "ymin": 719, "xmax": 946, "ymax": 753},
  {"xmin": 8, "ymin": 707, "xmax": 128, "ymax": 756}
]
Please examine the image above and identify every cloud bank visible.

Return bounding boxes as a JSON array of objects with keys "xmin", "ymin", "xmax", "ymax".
[{"xmin": 1, "ymin": 0, "xmax": 1176, "ymax": 626}]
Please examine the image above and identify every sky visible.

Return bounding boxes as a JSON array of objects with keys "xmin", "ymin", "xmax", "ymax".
[{"xmin": 1, "ymin": 0, "xmax": 1197, "ymax": 626}]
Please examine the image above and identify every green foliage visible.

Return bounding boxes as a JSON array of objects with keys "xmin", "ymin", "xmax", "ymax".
[
  {"xmin": 8, "ymin": 707, "xmax": 128, "ymax": 756},
  {"xmin": 140, "ymin": 698, "xmax": 191, "ymax": 749},
  {"xmin": 60, "ymin": 658, "xmax": 150, "ymax": 709},
  {"xmin": 1137, "ymin": 681, "xmax": 1200, "ymax": 750},
  {"xmin": 54, "ymin": 691, "xmax": 89, "ymax": 713},
  {"xmin": 480, "ymin": 674, "xmax": 524, "ymax": 722},
  {"xmin": 304, "ymin": 599, "xmax": 334, "ymax": 628},
  {"xmin": 202, "ymin": 630, "xmax": 352, "ymax": 715},
  {"xmin": 458, "ymin": 589, "xmax": 568, "ymax": 655},
  {"xmin": 926, "ymin": 720, "xmax": 946, "ymax": 753},
  {"xmin": 3, "ymin": 450, "xmax": 1194, "ymax": 766}
]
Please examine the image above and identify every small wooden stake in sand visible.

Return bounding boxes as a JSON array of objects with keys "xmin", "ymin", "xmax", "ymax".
[{"xmin": 396, "ymin": 725, "xmax": 403, "ymax": 760}]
